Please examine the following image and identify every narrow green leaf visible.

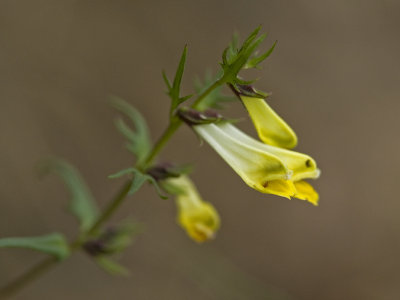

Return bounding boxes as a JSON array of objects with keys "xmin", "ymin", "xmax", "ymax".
[
  {"xmin": 165, "ymin": 45, "xmax": 192, "ymax": 116},
  {"xmin": 95, "ymin": 256, "xmax": 130, "ymax": 276},
  {"xmin": 110, "ymin": 96, "xmax": 152, "ymax": 165},
  {"xmin": 0, "ymin": 233, "xmax": 70, "ymax": 260},
  {"xmin": 179, "ymin": 94, "xmax": 194, "ymax": 103},
  {"xmin": 38, "ymin": 159, "xmax": 99, "ymax": 232},
  {"xmin": 245, "ymin": 40, "xmax": 277, "ymax": 69},
  {"xmin": 240, "ymin": 26, "xmax": 261, "ymax": 51},
  {"xmin": 172, "ymin": 45, "xmax": 187, "ymax": 95},
  {"xmin": 129, "ymin": 169, "xmax": 149, "ymax": 194},
  {"xmin": 162, "ymin": 70, "xmax": 172, "ymax": 90},
  {"xmin": 108, "ymin": 168, "xmax": 135, "ymax": 179}
]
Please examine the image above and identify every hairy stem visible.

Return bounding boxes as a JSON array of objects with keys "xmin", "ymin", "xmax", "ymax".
[{"xmin": 0, "ymin": 77, "xmax": 224, "ymax": 299}]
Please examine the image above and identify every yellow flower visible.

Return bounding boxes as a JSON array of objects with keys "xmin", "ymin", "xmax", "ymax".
[
  {"xmin": 163, "ymin": 176, "xmax": 220, "ymax": 242},
  {"xmin": 230, "ymin": 84, "xmax": 297, "ymax": 149},
  {"xmin": 194, "ymin": 122, "xmax": 320, "ymax": 205},
  {"xmin": 241, "ymin": 95, "xmax": 298, "ymax": 149}
]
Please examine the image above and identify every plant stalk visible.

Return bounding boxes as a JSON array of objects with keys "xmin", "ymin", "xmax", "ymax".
[{"xmin": 0, "ymin": 77, "xmax": 224, "ymax": 299}]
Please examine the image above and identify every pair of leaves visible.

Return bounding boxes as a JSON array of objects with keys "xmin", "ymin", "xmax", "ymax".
[
  {"xmin": 221, "ymin": 26, "xmax": 277, "ymax": 84},
  {"xmin": 0, "ymin": 159, "xmax": 98, "ymax": 261},
  {"xmin": 162, "ymin": 45, "xmax": 193, "ymax": 117},
  {"xmin": 109, "ymin": 168, "xmax": 167, "ymax": 199},
  {"xmin": 0, "ymin": 233, "xmax": 70, "ymax": 260},
  {"xmin": 110, "ymin": 96, "xmax": 152, "ymax": 166}
]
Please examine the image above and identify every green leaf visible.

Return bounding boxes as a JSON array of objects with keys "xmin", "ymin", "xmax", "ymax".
[
  {"xmin": 110, "ymin": 96, "xmax": 152, "ymax": 165},
  {"xmin": 162, "ymin": 70, "xmax": 172, "ymax": 90},
  {"xmin": 194, "ymin": 71, "xmax": 236, "ymax": 111},
  {"xmin": 219, "ymin": 26, "xmax": 274, "ymax": 84},
  {"xmin": 245, "ymin": 40, "xmax": 277, "ymax": 69},
  {"xmin": 38, "ymin": 159, "xmax": 99, "ymax": 232},
  {"xmin": 129, "ymin": 169, "xmax": 149, "ymax": 194},
  {"xmin": 109, "ymin": 168, "xmax": 168, "ymax": 199},
  {"xmin": 172, "ymin": 45, "xmax": 187, "ymax": 97},
  {"xmin": 0, "ymin": 233, "xmax": 70, "ymax": 260},
  {"xmin": 95, "ymin": 256, "xmax": 130, "ymax": 276},
  {"xmin": 163, "ymin": 45, "xmax": 193, "ymax": 116},
  {"xmin": 108, "ymin": 168, "xmax": 135, "ymax": 179}
]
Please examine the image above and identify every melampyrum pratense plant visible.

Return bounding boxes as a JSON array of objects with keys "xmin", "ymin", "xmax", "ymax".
[{"xmin": 0, "ymin": 27, "xmax": 320, "ymax": 298}]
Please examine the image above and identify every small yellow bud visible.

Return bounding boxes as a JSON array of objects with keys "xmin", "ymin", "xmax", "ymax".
[{"xmin": 164, "ymin": 176, "xmax": 220, "ymax": 243}]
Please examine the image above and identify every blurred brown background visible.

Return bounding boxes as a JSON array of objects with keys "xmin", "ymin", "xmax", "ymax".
[{"xmin": 1, "ymin": 0, "xmax": 399, "ymax": 299}]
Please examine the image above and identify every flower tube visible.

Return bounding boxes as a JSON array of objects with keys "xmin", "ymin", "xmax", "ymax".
[{"xmin": 193, "ymin": 122, "xmax": 319, "ymax": 204}]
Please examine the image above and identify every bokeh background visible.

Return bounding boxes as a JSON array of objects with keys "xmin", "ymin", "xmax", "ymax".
[{"xmin": 1, "ymin": 1, "xmax": 399, "ymax": 299}]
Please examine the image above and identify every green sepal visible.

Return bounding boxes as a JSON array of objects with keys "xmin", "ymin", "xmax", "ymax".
[
  {"xmin": 163, "ymin": 45, "xmax": 193, "ymax": 116},
  {"xmin": 147, "ymin": 163, "xmax": 193, "ymax": 182},
  {"xmin": 110, "ymin": 96, "xmax": 152, "ymax": 165},
  {"xmin": 0, "ymin": 233, "xmax": 70, "ymax": 260},
  {"xmin": 37, "ymin": 158, "xmax": 99, "ymax": 232},
  {"xmin": 160, "ymin": 180, "xmax": 186, "ymax": 195},
  {"xmin": 164, "ymin": 164, "xmax": 193, "ymax": 177},
  {"xmin": 229, "ymin": 83, "xmax": 269, "ymax": 99},
  {"xmin": 108, "ymin": 168, "xmax": 168, "ymax": 199},
  {"xmin": 178, "ymin": 107, "xmax": 225, "ymax": 126},
  {"xmin": 95, "ymin": 256, "xmax": 130, "ymax": 276}
]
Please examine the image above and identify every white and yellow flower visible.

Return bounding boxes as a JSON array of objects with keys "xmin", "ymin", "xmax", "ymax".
[{"xmin": 193, "ymin": 122, "xmax": 320, "ymax": 205}]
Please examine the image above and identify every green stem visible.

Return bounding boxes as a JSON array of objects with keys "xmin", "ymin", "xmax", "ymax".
[
  {"xmin": 142, "ymin": 118, "xmax": 181, "ymax": 168},
  {"xmin": 0, "ymin": 77, "xmax": 224, "ymax": 300},
  {"xmin": 86, "ymin": 180, "xmax": 132, "ymax": 236},
  {"xmin": 143, "ymin": 78, "xmax": 224, "ymax": 168}
]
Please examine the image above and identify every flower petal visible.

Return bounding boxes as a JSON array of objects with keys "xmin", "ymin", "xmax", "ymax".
[
  {"xmin": 241, "ymin": 96, "xmax": 298, "ymax": 149},
  {"xmin": 262, "ymin": 179, "xmax": 296, "ymax": 199},
  {"xmin": 293, "ymin": 180, "xmax": 319, "ymax": 206}
]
